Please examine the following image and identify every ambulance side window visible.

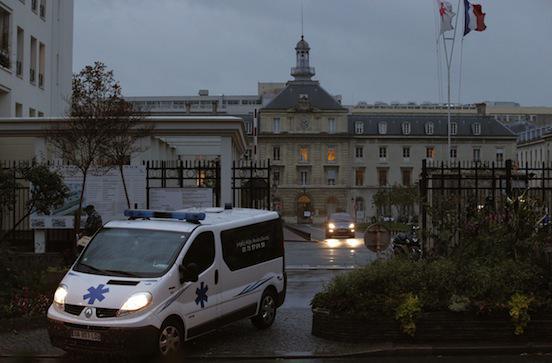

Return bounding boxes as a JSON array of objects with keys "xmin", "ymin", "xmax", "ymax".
[
  {"xmin": 221, "ymin": 218, "xmax": 284, "ymax": 271},
  {"xmin": 182, "ymin": 232, "xmax": 215, "ymax": 274}
]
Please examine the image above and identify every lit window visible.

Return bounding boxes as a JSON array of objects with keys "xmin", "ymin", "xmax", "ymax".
[
  {"xmin": 328, "ymin": 118, "xmax": 336, "ymax": 134},
  {"xmin": 355, "ymin": 121, "xmax": 364, "ymax": 134},
  {"xmin": 426, "ymin": 146, "xmax": 435, "ymax": 159},
  {"xmin": 379, "ymin": 146, "xmax": 387, "ymax": 159},
  {"xmin": 299, "ymin": 146, "xmax": 309, "ymax": 162},
  {"xmin": 327, "ymin": 145, "xmax": 336, "ymax": 161},
  {"xmin": 378, "ymin": 122, "xmax": 387, "ymax": 135},
  {"xmin": 425, "ymin": 122, "xmax": 434, "ymax": 135},
  {"xmin": 273, "ymin": 118, "xmax": 281, "ymax": 133}
]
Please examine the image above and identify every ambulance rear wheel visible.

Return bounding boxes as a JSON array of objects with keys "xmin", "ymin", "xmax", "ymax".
[
  {"xmin": 251, "ymin": 289, "xmax": 277, "ymax": 329},
  {"xmin": 158, "ymin": 318, "xmax": 184, "ymax": 357}
]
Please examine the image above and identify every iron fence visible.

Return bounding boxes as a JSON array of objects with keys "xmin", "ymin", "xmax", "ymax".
[
  {"xmin": 232, "ymin": 160, "xmax": 271, "ymax": 210},
  {"xmin": 420, "ymin": 159, "xmax": 552, "ymax": 248}
]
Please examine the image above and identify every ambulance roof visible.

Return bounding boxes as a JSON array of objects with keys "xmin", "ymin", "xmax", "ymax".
[{"xmin": 105, "ymin": 208, "xmax": 279, "ymax": 233}]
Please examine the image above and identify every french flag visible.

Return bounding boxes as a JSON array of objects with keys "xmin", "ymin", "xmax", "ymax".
[{"xmin": 464, "ymin": 0, "xmax": 487, "ymax": 36}]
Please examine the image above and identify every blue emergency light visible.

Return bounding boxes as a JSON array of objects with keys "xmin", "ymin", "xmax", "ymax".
[{"xmin": 124, "ymin": 209, "xmax": 206, "ymax": 223}]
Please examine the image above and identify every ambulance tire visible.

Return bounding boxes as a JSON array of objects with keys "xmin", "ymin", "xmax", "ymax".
[
  {"xmin": 158, "ymin": 317, "xmax": 184, "ymax": 357},
  {"xmin": 251, "ymin": 288, "xmax": 277, "ymax": 329}
]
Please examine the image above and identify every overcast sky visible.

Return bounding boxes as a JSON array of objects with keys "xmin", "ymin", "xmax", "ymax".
[{"xmin": 74, "ymin": 0, "xmax": 552, "ymax": 106}]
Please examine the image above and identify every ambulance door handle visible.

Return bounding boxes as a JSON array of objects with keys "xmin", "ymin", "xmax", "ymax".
[{"xmin": 215, "ymin": 269, "xmax": 219, "ymax": 285}]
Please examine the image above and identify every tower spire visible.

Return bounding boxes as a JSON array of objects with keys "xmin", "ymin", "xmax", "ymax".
[{"xmin": 301, "ymin": 0, "xmax": 304, "ymax": 38}]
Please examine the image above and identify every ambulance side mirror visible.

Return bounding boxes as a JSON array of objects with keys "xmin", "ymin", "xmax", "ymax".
[{"xmin": 179, "ymin": 262, "xmax": 199, "ymax": 284}]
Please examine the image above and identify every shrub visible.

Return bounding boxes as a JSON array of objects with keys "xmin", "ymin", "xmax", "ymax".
[
  {"xmin": 508, "ymin": 293, "xmax": 533, "ymax": 335},
  {"xmin": 395, "ymin": 293, "xmax": 421, "ymax": 336}
]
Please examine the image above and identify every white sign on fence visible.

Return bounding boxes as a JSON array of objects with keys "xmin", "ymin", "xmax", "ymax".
[
  {"xmin": 149, "ymin": 188, "xmax": 213, "ymax": 211},
  {"xmin": 30, "ymin": 165, "xmax": 147, "ymax": 229}
]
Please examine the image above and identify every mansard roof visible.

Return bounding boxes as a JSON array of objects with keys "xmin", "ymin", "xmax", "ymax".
[
  {"xmin": 348, "ymin": 114, "xmax": 516, "ymax": 138},
  {"xmin": 263, "ymin": 80, "xmax": 346, "ymax": 111}
]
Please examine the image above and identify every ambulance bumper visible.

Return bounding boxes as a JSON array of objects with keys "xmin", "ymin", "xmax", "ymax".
[{"xmin": 48, "ymin": 318, "xmax": 159, "ymax": 356}]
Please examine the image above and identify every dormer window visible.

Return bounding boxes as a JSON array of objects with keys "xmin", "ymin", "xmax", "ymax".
[
  {"xmin": 425, "ymin": 122, "xmax": 434, "ymax": 135},
  {"xmin": 450, "ymin": 122, "xmax": 458, "ymax": 136},
  {"xmin": 472, "ymin": 122, "xmax": 481, "ymax": 135},
  {"xmin": 402, "ymin": 122, "xmax": 411, "ymax": 135},
  {"xmin": 355, "ymin": 121, "xmax": 364, "ymax": 134},
  {"xmin": 378, "ymin": 122, "xmax": 387, "ymax": 135}
]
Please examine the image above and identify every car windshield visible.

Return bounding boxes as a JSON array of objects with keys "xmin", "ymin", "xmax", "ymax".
[
  {"xmin": 330, "ymin": 213, "xmax": 352, "ymax": 222},
  {"xmin": 74, "ymin": 228, "xmax": 190, "ymax": 278}
]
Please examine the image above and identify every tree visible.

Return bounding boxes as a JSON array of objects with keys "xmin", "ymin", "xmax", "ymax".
[
  {"xmin": 48, "ymin": 62, "xmax": 146, "ymax": 237},
  {"xmin": 0, "ymin": 164, "xmax": 68, "ymax": 245}
]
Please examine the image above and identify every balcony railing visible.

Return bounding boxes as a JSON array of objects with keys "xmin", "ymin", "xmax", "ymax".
[
  {"xmin": 38, "ymin": 73, "xmax": 44, "ymax": 88},
  {"xmin": 16, "ymin": 60, "xmax": 22, "ymax": 76},
  {"xmin": 30, "ymin": 68, "xmax": 36, "ymax": 83},
  {"xmin": 39, "ymin": 4, "xmax": 45, "ymax": 18}
]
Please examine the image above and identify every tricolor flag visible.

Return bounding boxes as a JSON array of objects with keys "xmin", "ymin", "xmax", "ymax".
[
  {"xmin": 438, "ymin": 1, "xmax": 456, "ymax": 34},
  {"xmin": 464, "ymin": 0, "xmax": 487, "ymax": 36}
]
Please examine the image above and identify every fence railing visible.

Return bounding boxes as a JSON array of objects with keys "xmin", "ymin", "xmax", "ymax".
[
  {"xmin": 420, "ymin": 159, "xmax": 552, "ymax": 249},
  {"xmin": 232, "ymin": 160, "xmax": 271, "ymax": 210}
]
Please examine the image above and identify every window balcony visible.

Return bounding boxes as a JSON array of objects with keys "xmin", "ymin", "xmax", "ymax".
[{"xmin": 30, "ymin": 68, "xmax": 36, "ymax": 83}]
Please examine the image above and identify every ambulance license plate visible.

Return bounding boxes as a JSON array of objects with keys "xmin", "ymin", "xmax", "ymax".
[{"xmin": 70, "ymin": 329, "xmax": 101, "ymax": 342}]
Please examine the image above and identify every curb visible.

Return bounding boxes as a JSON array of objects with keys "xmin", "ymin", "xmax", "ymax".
[
  {"xmin": 2, "ymin": 343, "xmax": 552, "ymax": 360},
  {"xmin": 286, "ymin": 265, "xmax": 357, "ymax": 270}
]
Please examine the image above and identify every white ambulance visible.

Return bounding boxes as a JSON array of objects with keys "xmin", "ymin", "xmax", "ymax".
[{"xmin": 47, "ymin": 207, "xmax": 286, "ymax": 357}]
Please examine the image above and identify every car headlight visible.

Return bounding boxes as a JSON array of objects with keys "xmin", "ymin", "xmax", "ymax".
[
  {"xmin": 53, "ymin": 284, "xmax": 68, "ymax": 307},
  {"xmin": 119, "ymin": 292, "xmax": 152, "ymax": 316},
  {"xmin": 328, "ymin": 223, "xmax": 336, "ymax": 229},
  {"xmin": 349, "ymin": 223, "xmax": 355, "ymax": 229}
]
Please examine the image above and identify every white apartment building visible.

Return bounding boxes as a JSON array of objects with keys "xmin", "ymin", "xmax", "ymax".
[{"xmin": 0, "ymin": 0, "xmax": 73, "ymax": 118}]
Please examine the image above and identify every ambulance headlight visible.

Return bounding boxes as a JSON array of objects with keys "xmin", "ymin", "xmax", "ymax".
[
  {"xmin": 349, "ymin": 223, "xmax": 355, "ymax": 229},
  {"xmin": 328, "ymin": 223, "xmax": 336, "ymax": 229},
  {"xmin": 53, "ymin": 284, "xmax": 68, "ymax": 308},
  {"xmin": 119, "ymin": 292, "xmax": 152, "ymax": 315}
]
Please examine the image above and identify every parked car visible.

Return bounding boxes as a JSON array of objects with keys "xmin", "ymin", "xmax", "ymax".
[{"xmin": 325, "ymin": 212, "xmax": 355, "ymax": 239}]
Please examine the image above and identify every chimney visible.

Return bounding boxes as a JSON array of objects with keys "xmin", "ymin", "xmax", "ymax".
[
  {"xmin": 476, "ymin": 102, "xmax": 487, "ymax": 116},
  {"xmin": 212, "ymin": 100, "xmax": 218, "ymax": 113}
]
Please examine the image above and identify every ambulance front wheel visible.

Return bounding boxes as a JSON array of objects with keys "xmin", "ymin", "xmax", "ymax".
[
  {"xmin": 251, "ymin": 288, "xmax": 277, "ymax": 329},
  {"xmin": 158, "ymin": 318, "xmax": 184, "ymax": 357}
]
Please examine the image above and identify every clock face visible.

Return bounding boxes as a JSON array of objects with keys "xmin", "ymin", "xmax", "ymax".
[{"xmin": 301, "ymin": 119, "xmax": 310, "ymax": 129}]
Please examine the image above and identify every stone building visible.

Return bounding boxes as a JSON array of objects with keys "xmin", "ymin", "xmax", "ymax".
[{"xmin": 257, "ymin": 35, "xmax": 350, "ymax": 223}]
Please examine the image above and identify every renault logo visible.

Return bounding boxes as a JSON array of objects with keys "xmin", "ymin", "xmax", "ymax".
[{"xmin": 84, "ymin": 307, "xmax": 93, "ymax": 319}]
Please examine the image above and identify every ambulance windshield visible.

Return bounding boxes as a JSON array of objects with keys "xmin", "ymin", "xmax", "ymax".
[{"xmin": 74, "ymin": 228, "xmax": 190, "ymax": 278}]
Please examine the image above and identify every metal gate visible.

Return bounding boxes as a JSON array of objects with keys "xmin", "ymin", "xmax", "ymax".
[
  {"xmin": 232, "ymin": 160, "xmax": 271, "ymax": 209},
  {"xmin": 145, "ymin": 160, "xmax": 221, "ymax": 209}
]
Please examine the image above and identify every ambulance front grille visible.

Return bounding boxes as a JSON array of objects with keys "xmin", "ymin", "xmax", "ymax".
[
  {"xmin": 64, "ymin": 304, "xmax": 85, "ymax": 316},
  {"xmin": 96, "ymin": 308, "xmax": 119, "ymax": 318}
]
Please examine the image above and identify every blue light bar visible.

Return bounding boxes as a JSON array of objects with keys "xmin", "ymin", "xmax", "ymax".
[{"xmin": 124, "ymin": 209, "xmax": 205, "ymax": 222}]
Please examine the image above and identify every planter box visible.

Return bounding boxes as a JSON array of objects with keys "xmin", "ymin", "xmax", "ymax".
[{"xmin": 312, "ymin": 308, "xmax": 552, "ymax": 343}]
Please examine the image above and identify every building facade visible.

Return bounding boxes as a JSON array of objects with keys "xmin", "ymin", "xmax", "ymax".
[
  {"xmin": 0, "ymin": 0, "xmax": 73, "ymax": 160},
  {"xmin": 125, "ymin": 35, "xmax": 519, "ymax": 223},
  {"xmin": 0, "ymin": 0, "xmax": 73, "ymax": 117}
]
